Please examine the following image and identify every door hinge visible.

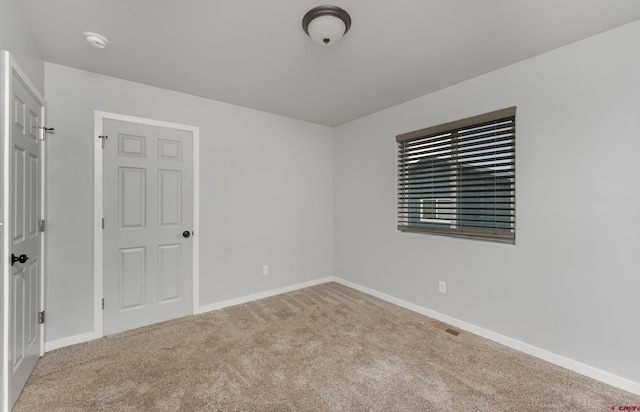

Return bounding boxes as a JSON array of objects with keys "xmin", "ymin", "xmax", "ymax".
[
  {"xmin": 39, "ymin": 311, "xmax": 45, "ymax": 324},
  {"xmin": 40, "ymin": 219, "xmax": 46, "ymax": 232},
  {"xmin": 41, "ymin": 127, "xmax": 54, "ymax": 141},
  {"xmin": 102, "ymin": 298, "xmax": 104, "ymax": 310},
  {"xmin": 98, "ymin": 135, "xmax": 108, "ymax": 148},
  {"xmin": 102, "ymin": 218, "xmax": 105, "ymax": 229}
]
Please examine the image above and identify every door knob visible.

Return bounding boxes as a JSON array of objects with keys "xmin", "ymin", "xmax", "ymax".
[
  {"xmin": 11, "ymin": 254, "xmax": 29, "ymax": 266},
  {"xmin": 182, "ymin": 231, "xmax": 191, "ymax": 238}
]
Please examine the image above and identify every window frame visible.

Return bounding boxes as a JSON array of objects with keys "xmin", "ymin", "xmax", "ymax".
[{"xmin": 396, "ymin": 107, "xmax": 516, "ymax": 243}]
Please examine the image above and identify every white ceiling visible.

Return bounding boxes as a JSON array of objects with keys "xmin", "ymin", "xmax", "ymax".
[{"xmin": 13, "ymin": 0, "xmax": 640, "ymax": 126}]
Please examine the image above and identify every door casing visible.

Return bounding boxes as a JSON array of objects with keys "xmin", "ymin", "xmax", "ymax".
[{"xmin": 93, "ymin": 111, "xmax": 199, "ymax": 339}]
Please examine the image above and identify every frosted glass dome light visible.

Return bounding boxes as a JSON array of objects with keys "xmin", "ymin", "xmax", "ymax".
[{"xmin": 302, "ymin": 6, "xmax": 351, "ymax": 46}]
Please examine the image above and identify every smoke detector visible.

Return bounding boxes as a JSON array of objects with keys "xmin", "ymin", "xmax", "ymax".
[{"xmin": 83, "ymin": 32, "xmax": 109, "ymax": 49}]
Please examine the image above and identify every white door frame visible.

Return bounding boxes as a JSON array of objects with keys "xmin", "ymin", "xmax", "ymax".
[
  {"xmin": 1, "ymin": 51, "xmax": 46, "ymax": 412},
  {"xmin": 93, "ymin": 111, "xmax": 199, "ymax": 339}
]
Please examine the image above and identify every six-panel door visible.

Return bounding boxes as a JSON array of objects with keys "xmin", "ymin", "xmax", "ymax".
[
  {"xmin": 10, "ymin": 71, "xmax": 43, "ymax": 406},
  {"xmin": 103, "ymin": 119, "xmax": 193, "ymax": 335}
]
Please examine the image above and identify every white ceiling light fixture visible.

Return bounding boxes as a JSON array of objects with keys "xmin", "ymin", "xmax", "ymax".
[
  {"xmin": 83, "ymin": 31, "xmax": 109, "ymax": 49},
  {"xmin": 302, "ymin": 5, "xmax": 351, "ymax": 46}
]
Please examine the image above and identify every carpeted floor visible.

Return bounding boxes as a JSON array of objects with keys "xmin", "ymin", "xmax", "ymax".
[{"xmin": 14, "ymin": 282, "xmax": 640, "ymax": 411}]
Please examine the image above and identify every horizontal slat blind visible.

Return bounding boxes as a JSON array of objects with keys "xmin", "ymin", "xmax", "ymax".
[{"xmin": 397, "ymin": 107, "xmax": 516, "ymax": 243}]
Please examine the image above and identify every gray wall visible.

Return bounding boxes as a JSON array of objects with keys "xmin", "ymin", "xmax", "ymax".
[
  {"xmin": 0, "ymin": 0, "xmax": 43, "ymax": 94},
  {"xmin": 333, "ymin": 20, "xmax": 640, "ymax": 383},
  {"xmin": 44, "ymin": 63, "xmax": 333, "ymax": 342}
]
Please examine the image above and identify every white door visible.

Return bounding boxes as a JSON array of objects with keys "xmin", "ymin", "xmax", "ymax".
[
  {"xmin": 103, "ymin": 119, "xmax": 193, "ymax": 335},
  {"xmin": 8, "ymin": 67, "xmax": 44, "ymax": 408}
]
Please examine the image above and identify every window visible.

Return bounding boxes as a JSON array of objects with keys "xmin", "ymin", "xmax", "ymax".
[
  {"xmin": 397, "ymin": 107, "xmax": 516, "ymax": 243},
  {"xmin": 420, "ymin": 198, "xmax": 455, "ymax": 225}
]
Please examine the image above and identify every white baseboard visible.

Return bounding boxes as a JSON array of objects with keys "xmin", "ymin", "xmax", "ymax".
[
  {"xmin": 45, "ymin": 278, "xmax": 334, "ymax": 352},
  {"xmin": 45, "ymin": 332, "xmax": 96, "ymax": 352},
  {"xmin": 43, "ymin": 276, "xmax": 640, "ymax": 396},
  {"xmin": 333, "ymin": 277, "xmax": 640, "ymax": 396},
  {"xmin": 195, "ymin": 277, "xmax": 335, "ymax": 314}
]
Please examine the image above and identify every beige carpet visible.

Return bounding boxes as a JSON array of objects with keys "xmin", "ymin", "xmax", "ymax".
[{"xmin": 14, "ymin": 282, "xmax": 640, "ymax": 411}]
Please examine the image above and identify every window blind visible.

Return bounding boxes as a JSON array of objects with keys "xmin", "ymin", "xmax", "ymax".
[{"xmin": 397, "ymin": 107, "xmax": 516, "ymax": 243}]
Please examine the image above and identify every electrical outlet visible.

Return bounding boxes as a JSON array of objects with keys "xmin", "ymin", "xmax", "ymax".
[
  {"xmin": 263, "ymin": 265, "xmax": 269, "ymax": 275},
  {"xmin": 438, "ymin": 281, "xmax": 447, "ymax": 294}
]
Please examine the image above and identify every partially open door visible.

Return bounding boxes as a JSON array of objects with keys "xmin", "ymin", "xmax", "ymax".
[{"xmin": 1, "ymin": 51, "xmax": 46, "ymax": 411}]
